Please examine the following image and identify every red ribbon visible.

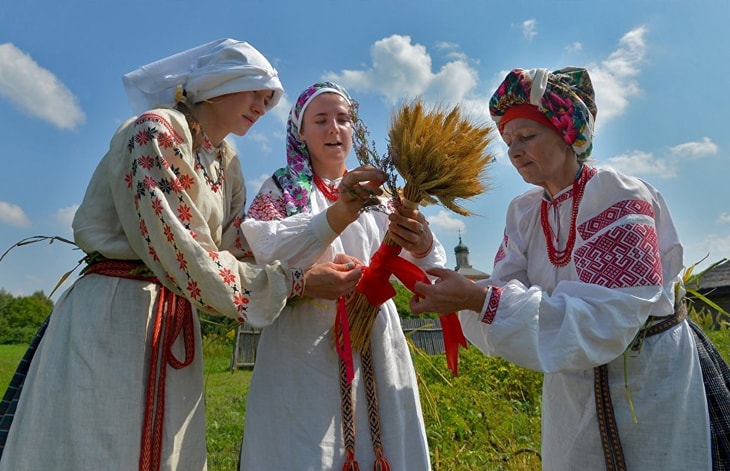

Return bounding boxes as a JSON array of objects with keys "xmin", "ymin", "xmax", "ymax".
[
  {"xmin": 334, "ymin": 296, "xmax": 355, "ymax": 385},
  {"xmin": 355, "ymin": 243, "xmax": 467, "ymax": 375}
]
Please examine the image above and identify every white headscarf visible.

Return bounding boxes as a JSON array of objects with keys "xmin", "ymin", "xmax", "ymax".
[{"xmin": 122, "ymin": 38, "xmax": 284, "ymax": 115}]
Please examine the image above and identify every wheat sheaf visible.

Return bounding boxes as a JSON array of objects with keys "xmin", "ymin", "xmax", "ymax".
[{"xmin": 347, "ymin": 98, "xmax": 496, "ymax": 353}]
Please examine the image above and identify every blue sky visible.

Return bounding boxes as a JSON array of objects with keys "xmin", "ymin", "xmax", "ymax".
[{"xmin": 1, "ymin": 0, "xmax": 729, "ymax": 299}]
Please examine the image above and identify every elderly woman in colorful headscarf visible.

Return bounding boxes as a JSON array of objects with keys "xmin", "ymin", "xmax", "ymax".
[
  {"xmin": 410, "ymin": 68, "xmax": 715, "ymax": 470},
  {"xmin": 0, "ymin": 41, "xmax": 376, "ymax": 471},
  {"xmin": 239, "ymin": 81, "xmax": 445, "ymax": 470}
]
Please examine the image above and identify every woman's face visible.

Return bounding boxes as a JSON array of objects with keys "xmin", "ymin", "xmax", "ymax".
[
  {"xmin": 299, "ymin": 92, "xmax": 353, "ymax": 177},
  {"xmin": 501, "ymin": 117, "xmax": 578, "ymax": 196},
  {"xmin": 212, "ymin": 89, "xmax": 273, "ymax": 137}
]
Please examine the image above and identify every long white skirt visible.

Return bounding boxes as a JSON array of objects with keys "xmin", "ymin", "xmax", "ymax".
[{"xmin": 0, "ymin": 273, "xmax": 207, "ymax": 470}]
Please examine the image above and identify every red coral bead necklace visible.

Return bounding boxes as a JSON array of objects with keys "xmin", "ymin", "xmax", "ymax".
[
  {"xmin": 313, "ymin": 171, "xmax": 346, "ymax": 202},
  {"xmin": 540, "ymin": 165, "xmax": 588, "ymax": 267}
]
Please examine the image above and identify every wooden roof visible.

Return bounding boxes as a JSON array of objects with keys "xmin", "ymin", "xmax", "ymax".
[{"xmin": 697, "ymin": 259, "xmax": 730, "ymax": 290}]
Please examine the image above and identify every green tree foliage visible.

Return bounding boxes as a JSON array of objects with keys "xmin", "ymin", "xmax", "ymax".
[
  {"xmin": 393, "ymin": 281, "xmax": 439, "ymax": 319},
  {"xmin": 0, "ymin": 290, "xmax": 53, "ymax": 344}
]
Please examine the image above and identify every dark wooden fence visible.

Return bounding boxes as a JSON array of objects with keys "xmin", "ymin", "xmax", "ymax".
[{"xmin": 231, "ymin": 317, "xmax": 445, "ymax": 370}]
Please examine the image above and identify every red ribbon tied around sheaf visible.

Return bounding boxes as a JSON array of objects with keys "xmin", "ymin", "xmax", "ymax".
[{"xmin": 353, "ymin": 242, "xmax": 468, "ymax": 376}]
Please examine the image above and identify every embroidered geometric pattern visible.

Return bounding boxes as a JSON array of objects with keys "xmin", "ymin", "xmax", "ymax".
[
  {"xmin": 574, "ymin": 223, "xmax": 663, "ymax": 289},
  {"xmin": 247, "ymin": 191, "xmax": 288, "ymax": 221},
  {"xmin": 290, "ymin": 268, "xmax": 305, "ymax": 299},
  {"xmin": 494, "ymin": 232, "xmax": 508, "ymax": 265},
  {"xmin": 482, "ymin": 286, "xmax": 502, "ymax": 324},
  {"xmin": 578, "ymin": 199, "xmax": 654, "ymax": 241},
  {"xmin": 126, "ymin": 112, "xmax": 252, "ymax": 318}
]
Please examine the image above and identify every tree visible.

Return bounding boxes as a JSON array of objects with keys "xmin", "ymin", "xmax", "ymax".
[{"xmin": 0, "ymin": 290, "xmax": 53, "ymax": 344}]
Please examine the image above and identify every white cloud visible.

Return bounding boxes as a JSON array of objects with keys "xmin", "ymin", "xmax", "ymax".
[
  {"xmin": 668, "ymin": 137, "xmax": 718, "ymax": 160},
  {"xmin": 0, "ymin": 201, "xmax": 31, "ymax": 228},
  {"xmin": 54, "ymin": 205, "xmax": 78, "ymax": 233},
  {"xmin": 717, "ymin": 212, "xmax": 730, "ymax": 225},
  {"xmin": 270, "ymin": 95, "xmax": 291, "ymax": 126},
  {"xmin": 434, "ymin": 41, "xmax": 468, "ymax": 61},
  {"xmin": 521, "ymin": 19, "xmax": 538, "ymax": 41},
  {"xmin": 245, "ymin": 131, "xmax": 273, "ymax": 153},
  {"xmin": 565, "ymin": 42, "xmax": 583, "ymax": 54},
  {"xmin": 324, "ymin": 34, "xmax": 479, "ymax": 109},
  {"xmin": 598, "ymin": 150, "xmax": 676, "ymax": 178},
  {"xmin": 0, "ymin": 43, "xmax": 85, "ymax": 130},
  {"xmin": 324, "ymin": 26, "xmax": 651, "ymax": 129},
  {"xmin": 588, "ymin": 25, "xmax": 648, "ymax": 123},
  {"xmin": 245, "ymin": 173, "xmax": 270, "ymax": 197},
  {"xmin": 600, "ymin": 137, "xmax": 717, "ymax": 179},
  {"xmin": 686, "ymin": 232, "xmax": 730, "ymax": 267},
  {"xmin": 427, "ymin": 210, "xmax": 466, "ymax": 235}
]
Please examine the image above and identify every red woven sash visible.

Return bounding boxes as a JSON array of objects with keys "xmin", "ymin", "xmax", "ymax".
[{"xmin": 84, "ymin": 260, "xmax": 195, "ymax": 471}]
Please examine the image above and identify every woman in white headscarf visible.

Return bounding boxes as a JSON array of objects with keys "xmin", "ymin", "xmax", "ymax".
[{"xmin": 0, "ymin": 39, "xmax": 382, "ymax": 471}]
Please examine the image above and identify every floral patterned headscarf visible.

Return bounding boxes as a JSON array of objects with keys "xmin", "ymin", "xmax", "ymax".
[
  {"xmin": 271, "ymin": 81, "xmax": 354, "ymax": 216},
  {"xmin": 489, "ymin": 67, "xmax": 597, "ymax": 160}
]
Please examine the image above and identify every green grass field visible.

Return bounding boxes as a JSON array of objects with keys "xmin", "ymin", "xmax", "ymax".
[{"xmin": 0, "ymin": 328, "xmax": 727, "ymax": 471}]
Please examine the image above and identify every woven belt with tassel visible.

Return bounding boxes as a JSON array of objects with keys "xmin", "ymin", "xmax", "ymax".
[
  {"xmin": 594, "ymin": 301, "xmax": 687, "ymax": 470},
  {"xmin": 335, "ymin": 296, "xmax": 391, "ymax": 471}
]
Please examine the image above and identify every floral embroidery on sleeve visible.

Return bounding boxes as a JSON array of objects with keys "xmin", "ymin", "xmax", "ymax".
[
  {"xmin": 248, "ymin": 191, "xmax": 288, "ymax": 221},
  {"xmin": 124, "ymin": 112, "xmax": 253, "ymax": 320}
]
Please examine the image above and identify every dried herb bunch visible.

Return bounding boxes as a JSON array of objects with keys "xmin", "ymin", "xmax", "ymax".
[{"xmin": 346, "ymin": 98, "xmax": 496, "ymax": 352}]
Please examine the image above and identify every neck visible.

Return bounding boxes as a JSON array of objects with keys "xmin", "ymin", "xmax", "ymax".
[
  {"xmin": 544, "ymin": 159, "xmax": 581, "ymax": 198},
  {"xmin": 311, "ymin": 161, "xmax": 346, "ymax": 180},
  {"xmin": 192, "ymin": 103, "xmax": 226, "ymax": 147}
]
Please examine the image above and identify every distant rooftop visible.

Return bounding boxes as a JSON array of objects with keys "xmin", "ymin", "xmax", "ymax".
[{"xmin": 697, "ymin": 259, "xmax": 730, "ymax": 290}]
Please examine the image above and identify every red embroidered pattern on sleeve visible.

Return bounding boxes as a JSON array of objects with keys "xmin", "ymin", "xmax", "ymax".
[
  {"xmin": 290, "ymin": 268, "xmax": 305, "ymax": 299},
  {"xmin": 577, "ymin": 199, "xmax": 654, "ymax": 240},
  {"xmin": 127, "ymin": 113, "xmax": 252, "ymax": 319},
  {"xmin": 481, "ymin": 286, "xmax": 501, "ymax": 324},
  {"xmin": 494, "ymin": 231, "xmax": 508, "ymax": 265},
  {"xmin": 247, "ymin": 192, "xmax": 287, "ymax": 221},
  {"xmin": 574, "ymin": 199, "xmax": 662, "ymax": 288}
]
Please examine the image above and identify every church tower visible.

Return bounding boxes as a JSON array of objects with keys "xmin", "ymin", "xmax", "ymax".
[{"xmin": 454, "ymin": 233, "xmax": 489, "ymax": 280}]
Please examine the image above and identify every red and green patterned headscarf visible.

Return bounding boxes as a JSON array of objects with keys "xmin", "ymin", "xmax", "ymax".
[
  {"xmin": 489, "ymin": 67, "xmax": 597, "ymax": 160},
  {"xmin": 271, "ymin": 81, "xmax": 354, "ymax": 216}
]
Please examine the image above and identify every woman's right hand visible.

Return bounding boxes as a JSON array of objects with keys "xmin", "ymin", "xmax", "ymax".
[
  {"xmin": 302, "ymin": 254, "xmax": 364, "ymax": 300},
  {"xmin": 326, "ymin": 165, "xmax": 386, "ymax": 233},
  {"xmin": 410, "ymin": 267, "xmax": 489, "ymax": 314}
]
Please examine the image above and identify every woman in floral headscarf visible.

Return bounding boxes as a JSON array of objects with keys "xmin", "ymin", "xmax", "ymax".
[
  {"xmin": 410, "ymin": 68, "xmax": 723, "ymax": 470},
  {"xmin": 239, "ymin": 81, "xmax": 445, "ymax": 470}
]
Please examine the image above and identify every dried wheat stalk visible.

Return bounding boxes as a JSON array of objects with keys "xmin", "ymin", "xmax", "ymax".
[{"xmin": 347, "ymin": 98, "xmax": 495, "ymax": 352}]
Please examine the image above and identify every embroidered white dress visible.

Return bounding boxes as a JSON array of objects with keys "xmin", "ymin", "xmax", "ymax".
[
  {"xmin": 0, "ymin": 109, "xmax": 299, "ymax": 471},
  {"xmin": 459, "ymin": 166, "xmax": 711, "ymax": 470},
  {"xmin": 239, "ymin": 176, "xmax": 444, "ymax": 470}
]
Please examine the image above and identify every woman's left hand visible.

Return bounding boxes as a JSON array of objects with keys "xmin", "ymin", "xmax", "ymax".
[{"xmin": 388, "ymin": 204, "xmax": 433, "ymax": 257}]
